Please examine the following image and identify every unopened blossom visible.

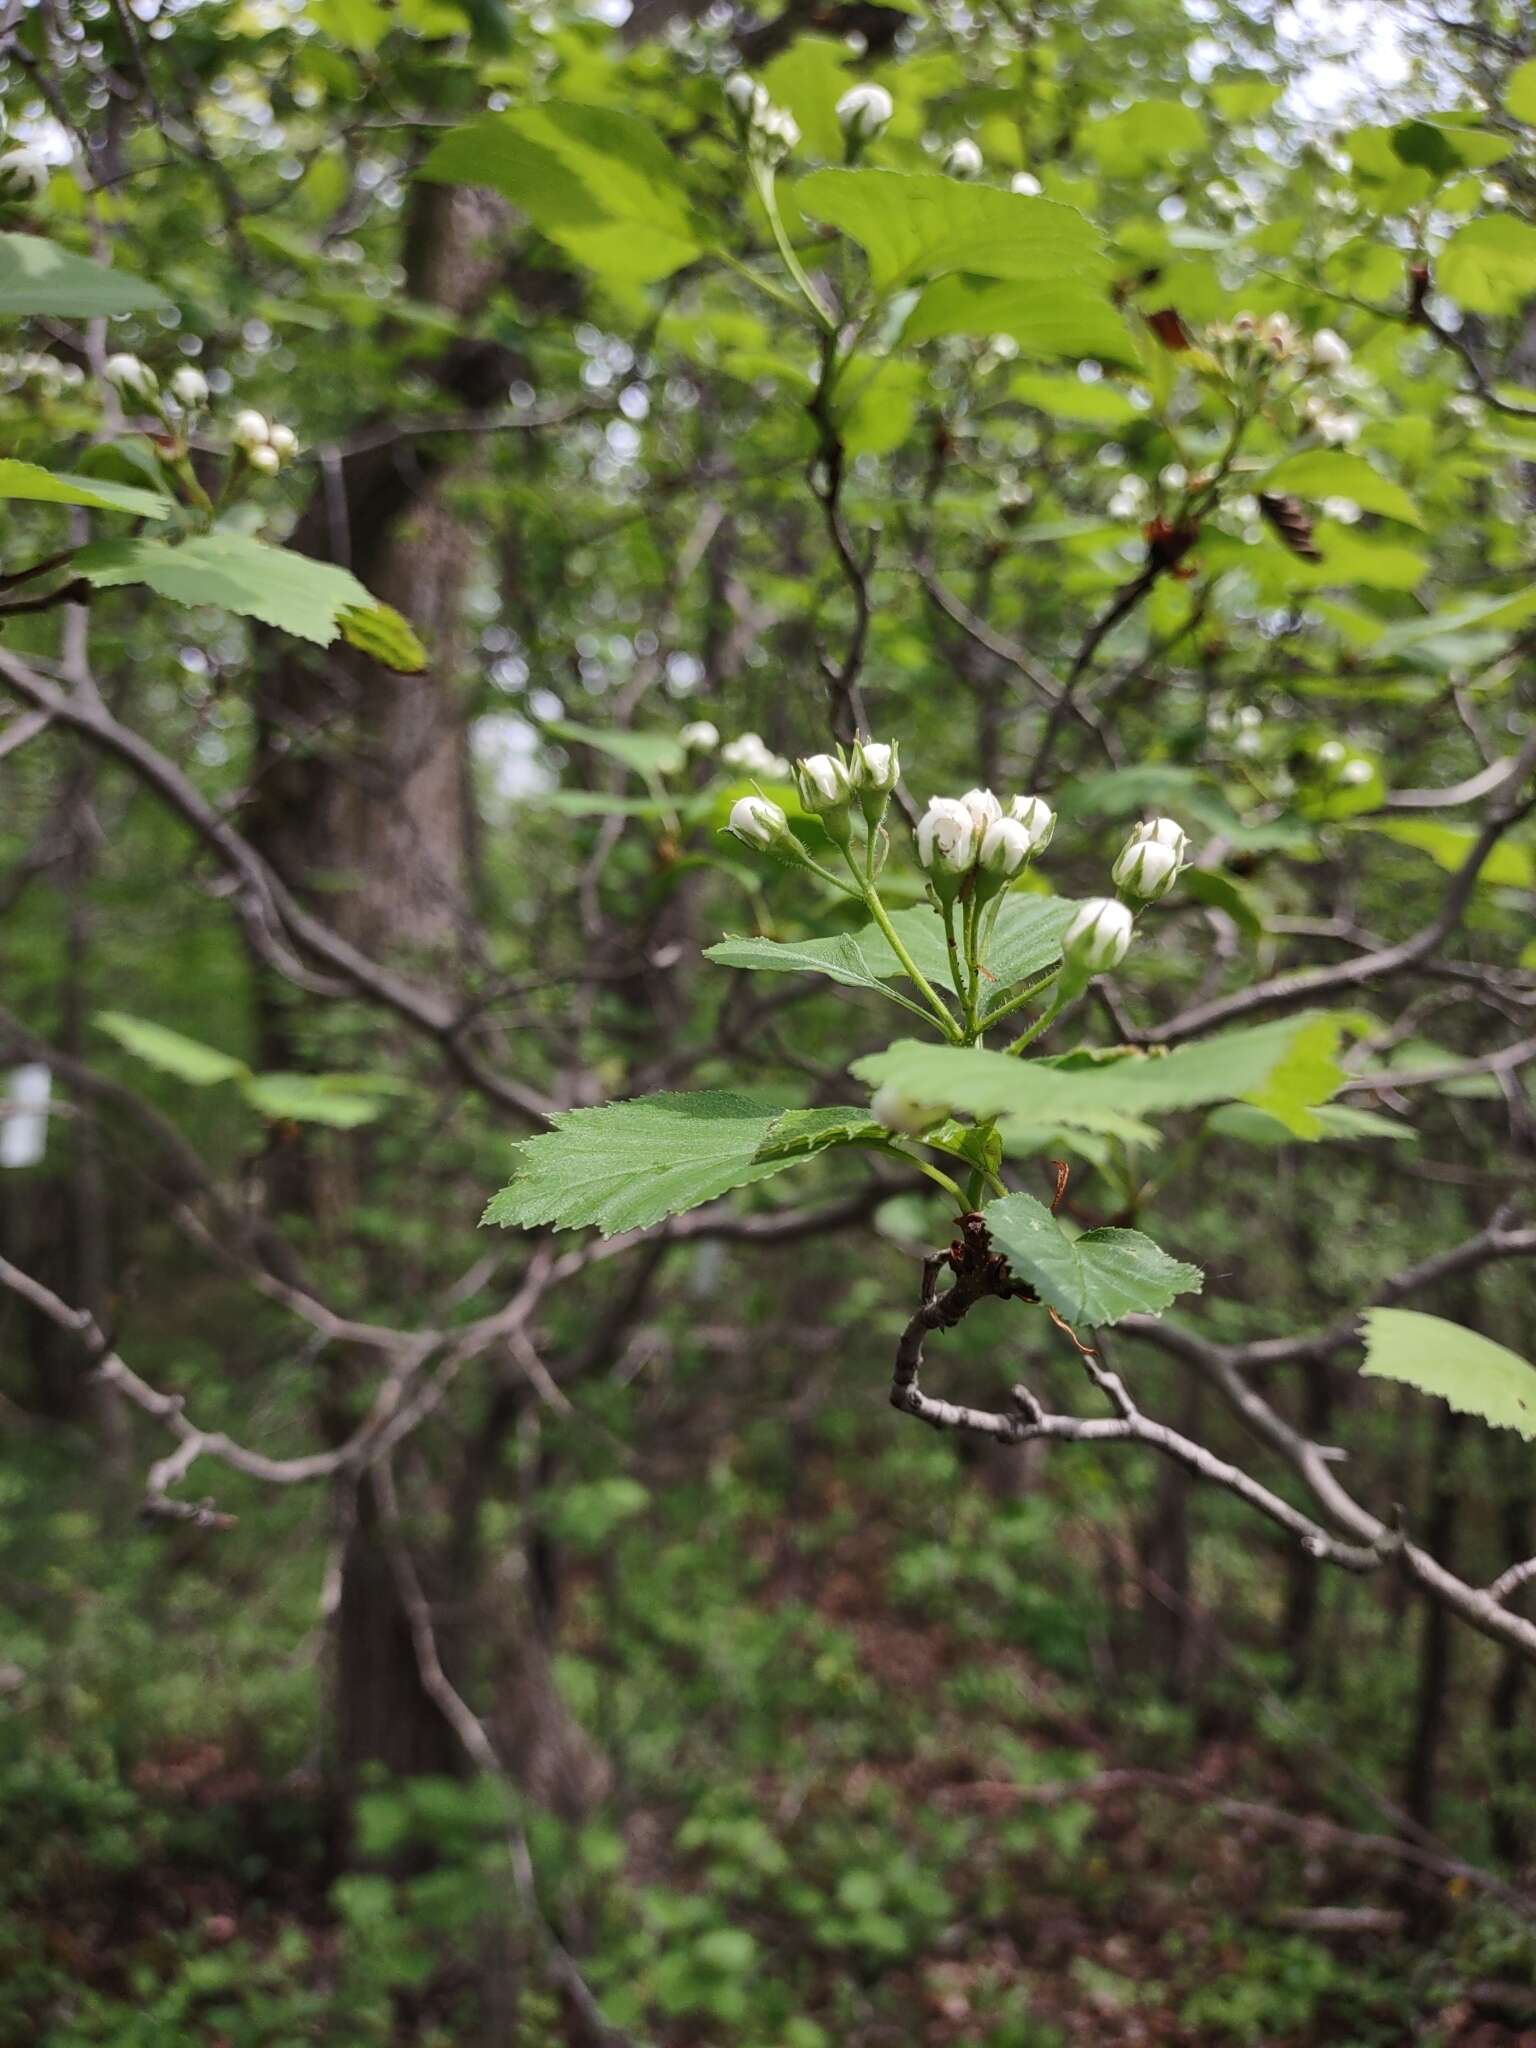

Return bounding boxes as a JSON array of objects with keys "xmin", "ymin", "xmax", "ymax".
[
  {"xmin": 978, "ymin": 816, "xmax": 1034, "ymax": 878},
  {"xmin": 231, "ymin": 408, "xmax": 269, "ymax": 450},
  {"xmin": 0, "ymin": 147, "xmax": 48, "ymax": 201},
  {"xmin": 916, "ymin": 797, "xmax": 976, "ymax": 876},
  {"xmin": 869, "ymin": 1084, "xmax": 946, "ymax": 1137},
  {"xmin": 680, "ymin": 720, "xmax": 720, "ymax": 752},
  {"xmin": 850, "ymin": 738, "xmax": 899, "ymax": 792},
  {"xmin": 1309, "ymin": 327, "xmax": 1350, "ymax": 370},
  {"xmin": 794, "ymin": 752, "xmax": 853, "ymax": 813},
  {"xmin": 836, "ymin": 83, "xmax": 893, "ymax": 143},
  {"xmin": 168, "ymin": 365, "xmax": 209, "ymax": 409},
  {"xmin": 1063, "ymin": 897, "xmax": 1134, "ymax": 974},
  {"xmin": 103, "ymin": 353, "xmax": 157, "ymax": 402},
  {"xmin": 945, "ymin": 138, "xmax": 983, "ymax": 179},
  {"xmin": 726, "ymin": 794, "xmax": 789, "ymax": 849},
  {"xmin": 958, "ymin": 787, "xmax": 1002, "ymax": 837},
  {"xmin": 1130, "ymin": 815, "xmax": 1188, "ymax": 862},
  {"xmin": 1112, "ymin": 836, "xmax": 1181, "ymax": 902},
  {"xmin": 1006, "ymin": 794, "xmax": 1055, "ymax": 854}
]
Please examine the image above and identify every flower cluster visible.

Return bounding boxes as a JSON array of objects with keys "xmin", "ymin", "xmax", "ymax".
[
  {"xmin": 99, "ymin": 355, "xmax": 299, "ymax": 475},
  {"xmin": 915, "ymin": 787, "xmax": 1054, "ymax": 897},
  {"xmin": 0, "ymin": 350, "xmax": 84, "ymax": 397},
  {"xmin": 724, "ymin": 74, "xmax": 799, "ymax": 163},
  {"xmin": 230, "ymin": 408, "xmax": 299, "ymax": 475},
  {"xmin": 725, "ymin": 736, "xmax": 899, "ymax": 852},
  {"xmin": 719, "ymin": 730, "xmax": 790, "ymax": 779}
]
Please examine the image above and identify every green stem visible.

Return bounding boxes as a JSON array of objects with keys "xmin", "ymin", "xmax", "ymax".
[
  {"xmin": 756, "ymin": 168, "xmax": 835, "ymax": 333},
  {"xmin": 861, "ymin": 884, "xmax": 962, "ymax": 1042},
  {"xmin": 894, "ymin": 1148, "xmax": 967, "ymax": 1206},
  {"xmin": 941, "ymin": 897, "xmax": 966, "ymax": 1019},
  {"xmin": 981, "ymin": 966, "xmax": 1060, "ymax": 1033},
  {"xmin": 1006, "ymin": 989, "xmax": 1071, "ymax": 1057},
  {"xmin": 716, "ymin": 246, "xmax": 808, "ymax": 322}
]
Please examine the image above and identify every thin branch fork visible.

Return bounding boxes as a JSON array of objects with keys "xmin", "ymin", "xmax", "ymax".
[{"xmin": 887, "ymin": 1230, "xmax": 1389, "ymax": 1574}]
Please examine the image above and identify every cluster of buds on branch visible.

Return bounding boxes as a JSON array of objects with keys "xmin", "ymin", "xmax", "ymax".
[
  {"xmin": 98, "ymin": 357, "xmax": 299, "ymax": 505},
  {"xmin": 724, "ymin": 73, "xmax": 800, "ymax": 164},
  {"xmin": 916, "ymin": 787, "xmax": 1054, "ymax": 899},
  {"xmin": 725, "ymin": 736, "xmax": 900, "ymax": 861}
]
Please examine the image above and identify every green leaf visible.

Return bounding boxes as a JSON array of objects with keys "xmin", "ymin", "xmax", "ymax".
[
  {"xmin": 1361, "ymin": 1309, "xmax": 1536, "ymax": 1439},
  {"xmin": 0, "ymin": 459, "xmax": 173, "ymax": 521},
  {"xmin": 240, "ymin": 1072, "xmax": 391, "ymax": 1128},
  {"xmin": 96, "ymin": 1011, "xmax": 249, "ymax": 1085},
  {"xmin": 308, "ymin": 0, "xmax": 390, "ymax": 52},
  {"xmin": 0, "ymin": 233, "xmax": 170, "ymax": 318},
  {"xmin": 1205, "ymin": 1102, "xmax": 1413, "ymax": 1147},
  {"xmin": 1506, "ymin": 58, "xmax": 1536, "ymax": 125},
  {"xmin": 706, "ymin": 896, "xmax": 1077, "ymax": 1004},
  {"xmin": 852, "ymin": 1013, "xmax": 1349, "ymax": 1146},
  {"xmin": 983, "ymin": 1190, "xmax": 1202, "ymax": 1327},
  {"xmin": 1438, "ymin": 215, "xmax": 1536, "ymax": 316},
  {"xmin": 337, "ymin": 602, "xmax": 428, "ymax": 674},
  {"xmin": 1358, "ymin": 819, "xmax": 1535, "ymax": 890},
  {"xmin": 760, "ymin": 36, "xmax": 853, "ymax": 160},
  {"xmin": 543, "ymin": 717, "xmax": 685, "ymax": 779},
  {"xmin": 1261, "ymin": 450, "xmax": 1422, "ymax": 528},
  {"xmin": 796, "ymin": 169, "xmax": 1111, "ymax": 293},
  {"xmin": 482, "ymin": 1092, "xmax": 879, "ymax": 1236},
  {"xmin": 1009, "ymin": 370, "xmax": 1146, "ymax": 426},
  {"xmin": 418, "ymin": 104, "xmax": 704, "ymax": 284},
  {"xmin": 72, "ymin": 534, "xmax": 378, "ymax": 646},
  {"xmin": 1083, "ymin": 99, "xmax": 1207, "ymax": 176},
  {"xmin": 903, "ymin": 275, "xmax": 1137, "ymax": 366}
]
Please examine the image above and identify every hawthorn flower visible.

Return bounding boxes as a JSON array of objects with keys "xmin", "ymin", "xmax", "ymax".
[
  {"xmin": 756, "ymin": 105, "xmax": 800, "ymax": 162},
  {"xmin": 1131, "ymin": 815, "xmax": 1188, "ymax": 862},
  {"xmin": 247, "ymin": 443, "xmax": 281, "ymax": 475},
  {"xmin": 850, "ymin": 737, "xmax": 899, "ymax": 792},
  {"xmin": 1259, "ymin": 312, "xmax": 1296, "ymax": 358},
  {"xmin": 794, "ymin": 752, "xmax": 854, "ymax": 816},
  {"xmin": 945, "ymin": 138, "xmax": 983, "ymax": 180},
  {"xmin": 1006, "ymin": 794, "xmax": 1055, "ymax": 854},
  {"xmin": 103, "ymin": 353, "xmax": 157, "ymax": 403},
  {"xmin": 836, "ymin": 83, "xmax": 893, "ymax": 143},
  {"xmin": 231, "ymin": 408, "xmax": 269, "ymax": 450},
  {"xmin": 958, "ymin": 787, "xmax": 1002, "ymax": 837},
  {"xmin": 916, "ymin": 797, "xmax": 976, "ymax": 876},
  {"xmin": 267, "ymin": 423, "xmax": 299, "ymax": 460},
  {"xmin": 724, "ymin": 73, "xmax": 766, "ymax": 126},
  {"xmin": 168, "ymin": 365, "xmax": 209, "ymax": 410},
  {"xmin": 1010, "ymin": 170, "xmax": 1042, "ymax": 196},
  {"xmin": 1309, "ymin": 327, "xmax": 1350, "ymax": 371},
  {"xmin": 0, "ymin": 147, "xmax": 49, "ymax": 202},
  {"xmin": 680, "ymin": 720, "xmax": 720, "ymax": 752},
  {"xmin": 726, "ymin": 793, "xmax": 789, "ymax": 849},
  {"xmin": 869, "ymin": 1084, "xmax": 946, "ymax": 1137},
  {"xmin": 1112, "ymin": 835, "xmax": 1181, "ymax": 902},
  {"xmin": 978, "ymin": 816, "xmax": 1034, "ymax": 878},
  {"xmin": 1063, "ymin": 897, "xmax": 1134, "ymax": 976}
]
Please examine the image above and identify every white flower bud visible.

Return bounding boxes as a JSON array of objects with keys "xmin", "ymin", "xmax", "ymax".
[
  {"xmin": 1260, "ymin": 311, "xmax": 1296, "ymax": 357},
  {"xmin": 680, "ymin": 720, "xmax": 719, "ymax": 752},
  {"xmin": 1340, "ymin": 758, "xmax": 1373, "ymax": 786},
  {"xmin": 945, "ymin": 138, "xmax": 983, "ymax": 180},
  {"xmin": 1309, "ymin": 327, "xmax": 1350, "ymax": 370},
  {"xmin": 916, "ymin": 797, "xmax": 977, "ymax": 876},
  {"xmin": 727, "ymin": 793, "xmax": 789, "ymax": 849},
  {"xmin": 1112, "ymin": 836, "xmax": 1181, "ymax": 902},
  {"xmin": 724, "ymin": 73, "xmax": 766, "ymax": 124},
  {"xmin": 836, "ymin": 83, "xmax": 893, "ymax": 143},
  {"xmin": 103, "ymin": 353, "xmax": 157, "ymax": 402},
  {"xmin": 1316, "ymin": 739, "xmax": 1345, "ymax": 767},
  {"xmin": 1130, "ymin": 815, "xmax": 1189, "ymax": 861},
  {"xmin": 247, "ymin": 443, "xmax": 281, "ymax": 475},
  {"xmin": 1063, "ymin": 897, "xmax": 1134, "ymax": 975},
  {"xmin": 0, "ymin": 147, "xmax": 49, "ymax": 202},
  {"xmin": 850, "ymin": 737, "xmax": 899, "ymax": 792},
  {"xmin": 756, "ymin": 105, "xmax": 799, "ymax": 159},
  {"xmin": 978, "ymin": 816, "xmax": 1034, "ymax": 878},
  {"xmin": 168, "ymin": 365, "xmax": 209, "ymax": 409},
  {"xmin": 1009, "ymin": 170, "xmax": 1042, "ymax": 196},
  {"xmin": 794, "ymin": 752, "xmax": 853, "ymax": 813},
  {"xmin": 869, "ymin": 1084, "xmax": 946, "ymax": 1137},
  {"xmin": 958, "ymin": 787, "xmax": 1002, "ymax": 836},
  {"xmin": 1005, "ymin": 794, "xmax": 1054, "ymax": 854},
  {"xmin": 231, "ymin": 408, "xmax": 269, "ymax": 450},
  {"xmin": 266, "ymin": 422, "xmax": 298, "ymax": 459}
]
